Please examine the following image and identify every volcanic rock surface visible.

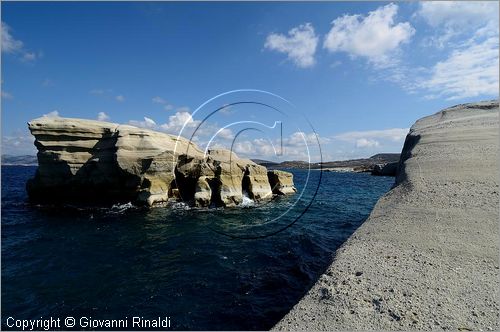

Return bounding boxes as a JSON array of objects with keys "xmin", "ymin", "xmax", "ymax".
[{"xmin": 274, "ymin": 100, "xmax": 500, "ymax": 330}]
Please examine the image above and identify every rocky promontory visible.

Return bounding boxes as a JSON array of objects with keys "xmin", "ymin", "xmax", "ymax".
[
  {"xmin": 275, "ymin": 100, "xmax": 499, "ymax": 330},
  {"xmin": 26, "ymin": 117, "xmax": 296, "ymax": 207},
  {"xmin": 255, "ymin": 153, "xmax": 401, "ymax": 175}
]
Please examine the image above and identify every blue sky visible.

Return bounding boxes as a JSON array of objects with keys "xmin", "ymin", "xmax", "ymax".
[{"xmin": 1, "ymin": 1, "xmax": 498, "ymax": 161}]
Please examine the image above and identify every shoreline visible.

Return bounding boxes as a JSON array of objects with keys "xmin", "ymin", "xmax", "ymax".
[{"xmin": 274, "ymin": 100, "xmax": 499, "ymax": 330}]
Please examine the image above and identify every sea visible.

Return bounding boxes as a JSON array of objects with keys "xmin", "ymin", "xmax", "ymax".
[{"xmin": 1, "ymin": 166, "xmax": 393, "ymax": 330}]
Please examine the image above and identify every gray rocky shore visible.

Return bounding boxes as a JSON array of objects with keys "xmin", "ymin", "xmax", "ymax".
[
  {"xmin": 275, "ymin": 100, "xmax": 499, "ymax": 330},
  {"xmin": 26, "ymin": 117, "xmax": 296, "ymax": 207}
]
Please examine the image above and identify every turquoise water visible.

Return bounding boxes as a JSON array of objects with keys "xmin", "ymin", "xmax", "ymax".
[{"xmin": 1, "ymin": 166, "xmax": 393, "ymax": 330}]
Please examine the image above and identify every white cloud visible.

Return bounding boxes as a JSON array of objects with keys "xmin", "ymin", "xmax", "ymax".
[
  {"xmin": 229, "ymin": 129, "xmax": 404, "ymax": 162},
  {"xmin": 152, "ymin": 96, "xmax": 175, "ymax": 111},
  {"xmin": 413, "ymin": 2, "xmax": 499, "ymax": 100},
  {"xmin": 159, "ymin": 111, "xmax": 199, "ymax": 134},
  {"xmin": 330, "ymin": 2, "xmax": 498, "ymax": 101},
  {"xmin": 330, "ymin": 60, "xmax": 342, "ymax": 69},
  {"xmin": 43, "ymin": 110, "xmax": 60, "ymax": 118},
  {"xmin": 218, "ymin": 104, "xmax": 234, "ymax": 115},
  {"xmin": 128, "ymin": 111, "xmax": 201, "ymax": 137},
  {"xmin": 265, "ymin": 23, "xmax": 319, "ymax": 68},
  {"xmin": 234, "ymin": 140, "xmax": 255, "ymax": 155},
  {"xmin": 233, "ymin": 130, "xmax": 402, "ymax": 161},
  {"xmin": 152, "ymin": 96, "xmax": 166, "ymax": 104},
  {"xmin": 252, "ymin": 138, "xmax": 276, "ymax": 156},
  {"xmin": 89, "ymin": 89, "xmax": 127, "ymax": 102},
  {"xmin": 231, "ymin": 131, "xmax": 325, "ymax": 161},
  {"xmin": 1, "ymin": 22, "xmax": 23, "ymax": 54},
  {"xmin": 418, "ymin": 1, "xmax": 498, "ymax": 29},
  {"xmin": 419, "ymin": 37, "xmax": 499, "ymax": 100},
  {"xmin": 417, "ymin": 2, "xmax": 499, "ymax": 49},
  {"xmin": 1, "ymin": 90, "xmax": 13, "ymax": 99},
  {"xmin": 90, "ymin": 89, "xmax": 106, "ymax": 95},
  {"xmin": 2, "ymin": 132, "xmax": 36, "ymax": 155},
  {"xmin": 315, "ymin": 127, "xmax": 411, "ymax": 160},
  {"xmin": 22, "ymin": 52, "xmax": 36, "ymax": 62},
  {"xmin": 355, "ymin": 138, "xmax": 380, "ymax": 148},
  {"xmin": 233, "ymin": 138, "xmax": 278, "ymax": 158},
  {"xmin": 176, "ymin": 106, "xmax": 190, "ymax": 113},
  {"xmin": 2, "ymin": 21, "xmax": 40, "ymax": 61},
  {"xmin": 162, "ymin": 112, "xmax": 192, "ymax": 129},
  {"xmin": 218, "ymin": 128, "xmax": 234, "ymax": 140},
  {"xmin": 97, "ymin": 112, "xmax": 110, "ymax": 121},
  {"xmin": 126, "ymin": 107, "xmax": 205, "ymax": 141},
  {"xmin": 334, "ymin": 128, "xmax": 409, "ymax": 143},
  {"xmin": 323, "ymin": 3, "xmax": 415, "ymax": 65},
  {"xmin": 283, "ymin": 131, "xmax": 324, "ymax": 147},
  {"xmin": 129, "ymin": 116, "xmax": 157, "ymax": 129}
]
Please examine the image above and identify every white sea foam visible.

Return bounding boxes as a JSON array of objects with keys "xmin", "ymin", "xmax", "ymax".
[
  {"xmin": 240, "ymin": 194, "xmax": 255, "ymax": 207},
  {"xmin": 171, "ymin": 201, "xmax": 191, "ymax": 210},
  {"xmin": 110, "ymin": 202, "xmax": 135, "ymax": 213}
]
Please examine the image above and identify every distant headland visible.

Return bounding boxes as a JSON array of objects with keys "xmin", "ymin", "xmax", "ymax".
[{"xmin": 253, "ymin": 153, "xmax": 400, "ymax": 176}]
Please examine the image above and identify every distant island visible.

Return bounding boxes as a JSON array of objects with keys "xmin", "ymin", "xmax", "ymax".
[
  {"xmin": 1, "ymin": 155, "xmax": 38, "ymax": 166},
  {"xmin": 253, "ymin": 153, "xmax": 400, "ymax": 176}
]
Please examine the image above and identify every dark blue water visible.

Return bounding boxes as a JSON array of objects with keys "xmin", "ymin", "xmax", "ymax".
[{"xmin": 1, "ymin": 166, "xmax": 393, "ymax": 330}]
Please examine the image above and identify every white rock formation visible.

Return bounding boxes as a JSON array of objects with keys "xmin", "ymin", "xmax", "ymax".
[
  {"xmin": 26, "ymin": 117, "xmax": 295, "ymax": 207},
  {"xmin": 268, "ymin": 170, "xmax": 297, "ymax": 195}
]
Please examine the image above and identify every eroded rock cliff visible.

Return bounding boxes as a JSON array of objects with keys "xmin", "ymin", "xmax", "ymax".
[{"xmin": 26, "ymin": 117, "xmax": 296, "ymax": 207}]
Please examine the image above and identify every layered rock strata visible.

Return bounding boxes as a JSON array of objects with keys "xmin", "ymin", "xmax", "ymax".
[{"xmin": 26, "ymin": 117, "xmax": 295, "ymax": 207}]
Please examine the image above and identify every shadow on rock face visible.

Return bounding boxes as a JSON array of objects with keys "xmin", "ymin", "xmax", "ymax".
[{"xmin": 395, "ymin": 133, "xmax": 421, "ymax": 187}]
